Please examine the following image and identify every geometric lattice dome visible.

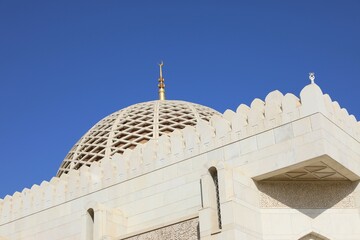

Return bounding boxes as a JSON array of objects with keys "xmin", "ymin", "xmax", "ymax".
[{"xmin": 56, "ymin": 100, "xmax": 220, "ymax": 177}]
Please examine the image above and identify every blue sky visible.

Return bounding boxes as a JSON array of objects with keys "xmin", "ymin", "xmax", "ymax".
[{"xmin": 0, "ymin": 1, "xmax": 359, "ymax": 198}]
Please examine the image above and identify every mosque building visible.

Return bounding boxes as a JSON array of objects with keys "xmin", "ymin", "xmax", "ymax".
[{"xmin": 0, "ymin": 66, "xmax": 360, "ymax": 240}]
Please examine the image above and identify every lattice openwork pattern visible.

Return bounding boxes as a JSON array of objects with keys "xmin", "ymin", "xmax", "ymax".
[{"xmin": 57, "ymin": 100, "xmax": 220, "ymax": 176}]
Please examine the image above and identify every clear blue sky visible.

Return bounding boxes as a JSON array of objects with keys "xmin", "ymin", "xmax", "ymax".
[{"xmin": 0, "ymin": 1, "xmax": 359, "ymax": 199}]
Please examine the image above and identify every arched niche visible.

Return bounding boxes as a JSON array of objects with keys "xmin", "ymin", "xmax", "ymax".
[{"xmin": 86, "ymin": 208, "xmax": 95, "ymax": 240}]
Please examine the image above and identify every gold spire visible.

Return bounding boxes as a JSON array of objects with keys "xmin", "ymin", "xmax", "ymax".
[{"xmin": 158, "ymin": 61, "xmax": 166, "ymax": 100}]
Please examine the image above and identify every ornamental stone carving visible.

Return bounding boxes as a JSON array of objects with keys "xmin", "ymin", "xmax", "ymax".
[
  {"xmin": 258, "ymin": 181, "xmax": 357, "ymax": 209},
  {"xmin": 123, "ymin": 218, "xmax": 199, "ymax": 240}
]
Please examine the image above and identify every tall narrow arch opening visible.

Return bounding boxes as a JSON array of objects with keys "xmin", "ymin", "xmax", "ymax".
[
  {"xmin": 209, "ymin": 167, "xmax": 222, "ymax": 230},
  {"xmin": 86, "ymin": 208, "xmax": 95, "ymax": 240}
]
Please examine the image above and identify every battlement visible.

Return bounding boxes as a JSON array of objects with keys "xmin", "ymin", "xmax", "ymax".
[{"xmin": 1, "ymin": 83, "xmax": 359, "ymax": 224}]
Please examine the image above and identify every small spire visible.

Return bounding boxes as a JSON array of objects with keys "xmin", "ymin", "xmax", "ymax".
[
  {"xmin": 309, "ymin": 72, "xmax": 315, "ymax": 84},
  {"xmin": 158, "ymin": 61, "xmax": 166, "ymax": 100}
]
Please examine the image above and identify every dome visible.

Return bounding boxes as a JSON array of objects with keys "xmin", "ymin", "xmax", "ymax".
[{"xmin": 57, "ymin": 100, "xmax": 220, "ymax": 176}]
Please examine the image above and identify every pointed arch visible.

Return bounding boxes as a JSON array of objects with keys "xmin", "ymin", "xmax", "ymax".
[
  {"xmin": 208, "ymin": 167, "xmax": 222, "ymax": 230},
  {"xmin": 86, "ymin": 208, "xmax": 95, "ymax": 240}
]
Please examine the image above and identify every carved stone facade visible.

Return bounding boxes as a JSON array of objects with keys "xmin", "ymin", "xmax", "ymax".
[
  {"xmin": 123, "ymin": 218, "xmax": 199, "ymax": 240},
  {"xmin": 258, "ymin": 181, "xmax": 357, "ymax": 209},
  {"xmin": 1, "ymin": 82, "xmax": 360, "ymax": 239}
]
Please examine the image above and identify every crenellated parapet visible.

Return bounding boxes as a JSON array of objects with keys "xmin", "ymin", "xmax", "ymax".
[
  {"xmin": 223, "ymin": 83, "xmax": 360, "ymax": 142},
  {"xmin": 1, "ymin": 82, "xmax": 359, "ymax": 224}
]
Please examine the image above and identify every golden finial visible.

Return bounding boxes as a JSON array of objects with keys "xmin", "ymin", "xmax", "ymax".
[{"xmin": 158, "ymin": 61, "xmax": 166, "ymax": 100}]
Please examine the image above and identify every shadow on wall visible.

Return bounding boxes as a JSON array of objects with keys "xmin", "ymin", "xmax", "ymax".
[
  {"xmin": 255, "ymin": 181, "xmax": 359, "ymax": 218},
  {"xmin": 197, "ymin": 223, "xmax": 200, "ymax": 240}
]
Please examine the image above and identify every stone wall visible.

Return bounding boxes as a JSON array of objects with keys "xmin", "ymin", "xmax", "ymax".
[
  {"xmin": 2, "ymin": 82, "xmax": 360, "ymax": 224},
  {"xmin": 258, "ymin": 181, "xmax": 357, "ymax": 209},
  {"xmin": 123, "ymin": 218, "xmax": 199, "ymax": 240}
]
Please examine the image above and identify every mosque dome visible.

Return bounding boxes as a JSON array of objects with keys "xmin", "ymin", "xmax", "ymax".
[{"xmin": 56, "ymin": 100, "xmax": 220, "ymax": 176}]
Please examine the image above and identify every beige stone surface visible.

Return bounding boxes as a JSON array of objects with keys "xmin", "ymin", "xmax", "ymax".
[
  {"xmin": 1, "ymin": 83, "xmax": 360, "ymax": 240},
  {"xmin": 258, "ymin": 181, "xmax": 357, "ymax": 209},
  {"xmin": 123, "ymin": 218, "xmax": 199, "ymax": 240}
]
